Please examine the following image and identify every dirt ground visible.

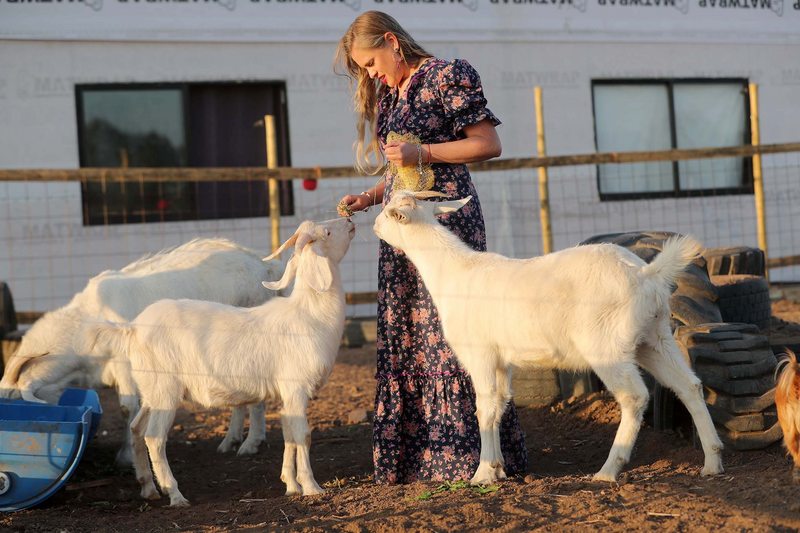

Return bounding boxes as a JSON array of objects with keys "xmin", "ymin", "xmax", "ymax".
[{"xmin": 3, "ymin": 301, "xmax": 800, "ymax": 532}]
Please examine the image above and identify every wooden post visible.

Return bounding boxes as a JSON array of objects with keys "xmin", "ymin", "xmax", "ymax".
[
  {"xmin": 534, "ymin": 87, "xmax": 553, "ymax": 255},
  {"xmin": 748, "ymin": 83, "xmax": 769, "ymax": 280},
  {"xmin": 119, "ymin": 148, "xmax": 129, "ymax": 224},
  {"xmin": 264, "ymin": 114, "xmax": 281, "ymax": 253}
]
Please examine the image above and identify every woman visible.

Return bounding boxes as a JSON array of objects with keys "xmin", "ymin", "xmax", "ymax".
[{"xmin": 335, "ymin": 10, "xmax": 527, "ymax": 483}]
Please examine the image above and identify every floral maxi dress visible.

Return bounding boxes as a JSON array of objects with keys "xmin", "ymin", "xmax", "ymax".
[{"xmin": 373, "ymin": 58, "xmax": 528, "ymax": 483}]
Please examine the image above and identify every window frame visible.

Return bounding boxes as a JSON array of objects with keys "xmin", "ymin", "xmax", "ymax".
[
  {"xmin": 590, "ymin": 78, "xmax": 753, "ymax": 201},
  {"xmin": 75, "ymin": 80, "xmax": 293, "ymax": 225}
]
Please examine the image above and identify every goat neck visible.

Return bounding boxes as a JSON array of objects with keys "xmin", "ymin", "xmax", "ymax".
[{"xmin": 398, "ymin": 222, "xmax": 479, "ymax": 303}]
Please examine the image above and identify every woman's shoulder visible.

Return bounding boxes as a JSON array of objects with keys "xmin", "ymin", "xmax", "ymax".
[{"xmin": 424, "ymin": 58, "xmax": 483, "ymax": 88}]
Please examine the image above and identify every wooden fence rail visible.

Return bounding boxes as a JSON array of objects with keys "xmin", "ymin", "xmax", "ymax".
[{"xmin": 1, "ymin": 142, "xmax": 799, "ymax": 183}]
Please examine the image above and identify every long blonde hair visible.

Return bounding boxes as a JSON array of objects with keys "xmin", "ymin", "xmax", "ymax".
[{"xmin": 334, "ymin": 11, "xmax": 431, "ymax": 174}]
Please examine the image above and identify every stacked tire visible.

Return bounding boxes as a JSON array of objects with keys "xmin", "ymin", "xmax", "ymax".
[
  {"xmin": 567, "ymin": 232, "xmax": 721, "ymax": 417},
  {"xmin": 704, "ymin": 246, "xmax": 766, "ymax": 277},
  {"xmin": 705, "ymin": 245, "xmax": 771, "ymax": 332},
  {"xmin": 576, "ymin": 233, "xmax": 779, "ymax": 450},
  {"xmin": 675, "ymin": 323, "xmax": 780, "ymax": 450},
  {"xmin": 580, "ymin": 232, "xmax": 723, "ymax": 329},
  {"xmin": 0, "ymin": 281, "xmax": 17, "ymax": 374},
  {"xmin": 711, "ymin": 275, "xmax": 771, "ymax": 331}
]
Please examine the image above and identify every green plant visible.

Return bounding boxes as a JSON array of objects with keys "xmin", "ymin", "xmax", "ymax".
[{"xmin": 414, "ymin": 480, "xmax": 499, "ymax": 501}]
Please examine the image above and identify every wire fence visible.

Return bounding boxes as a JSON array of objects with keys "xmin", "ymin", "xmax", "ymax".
[{"xmin": 0, "ymin": 142, "xmax": 798, "ymax": 322}]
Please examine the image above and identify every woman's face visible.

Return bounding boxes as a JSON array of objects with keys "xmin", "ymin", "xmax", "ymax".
[{"xmin": 350, "ymin": 37, "xmax": 406, "ymax": 88}]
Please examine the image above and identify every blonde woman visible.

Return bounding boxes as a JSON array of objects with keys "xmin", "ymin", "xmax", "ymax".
[{"xmin": 336, "ymin": 11, "xmax": 527, "ymax": 483}]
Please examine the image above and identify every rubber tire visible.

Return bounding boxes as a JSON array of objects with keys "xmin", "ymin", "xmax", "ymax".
[
  {"xmin": 704, "ymin": 246, "xmax": 766, "ymax": 277},
  {"xmin": 674, "ymin": 323, "xmax": 780, "ymax": 451},
  {"xmin": 0, "ymin": 282, "xmax": 16, "ymax": 338},
  {"xmin": 0, "ymin": 282, "xmax": 17, "ymax": 376},
  {"xmin": 559, "ymin": 231, "xmax": 722, "ymax": 402},
  {"xmin": 580, "ymin": 231, "xmax": 723, "ymax": 329},
  {"xmin": 711, "ymin": 275, "xmax": 771, "ymax": 331},
  {"xmin": 718, "ymin": 422, "xmax": 782, "ymax": 451}
]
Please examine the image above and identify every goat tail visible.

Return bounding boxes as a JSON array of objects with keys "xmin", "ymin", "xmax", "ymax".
[
  {"xmin": 775, "ymin": 349, "xmax": 800, "ymax": 463},
  {"xmin": 640, "ymin": 235, "xmax": 702, "ymax": 288}
]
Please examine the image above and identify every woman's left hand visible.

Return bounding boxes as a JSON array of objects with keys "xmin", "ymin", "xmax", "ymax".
[{"xmin": 383, "ymin": 141, "xmax": 418, "ymax": 167}]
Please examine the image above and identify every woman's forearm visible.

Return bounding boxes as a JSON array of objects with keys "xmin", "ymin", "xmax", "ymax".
[
  {"xmin": 362, "ymin": 181, "xmax": 386, "ymax": 206},
  {"xmin": 427, "ymin": 136, "xmax": 501, "ymax": 165}
]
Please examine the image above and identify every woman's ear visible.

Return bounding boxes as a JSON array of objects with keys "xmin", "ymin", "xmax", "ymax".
[{"xmin": 384, "ymin": 32, "xmax": 398, "ymax": 50}]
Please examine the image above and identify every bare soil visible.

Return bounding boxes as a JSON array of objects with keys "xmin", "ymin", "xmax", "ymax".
[{"xmin": 3, "ymin": 301, "xmax": 800, "ymax": 532}]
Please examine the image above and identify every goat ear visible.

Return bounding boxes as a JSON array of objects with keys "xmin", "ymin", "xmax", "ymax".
[
  {"xmin": 433, "ymin": 196, "xmax": 472, "ymax": 215},
  {"xmin": 262, "ymin": 255, "xmax": 298, "ymax": 291},
  {"xmin": 386, "ymin": 207, "xmax": 409, "ymax": 224},
  {"xmin": 297, "ymin": 242, "xmax": 333, "ymax": 292}
]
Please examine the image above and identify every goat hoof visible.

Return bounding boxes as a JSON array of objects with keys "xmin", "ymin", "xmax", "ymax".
[
  {"xmin": 169, "ymin": 495, "xmax": 191, "ymax": 507},
  {"xmin": 115, "ymin": 448, "xmax": 134, "ymax": 468},
  {"xmin": 301, "ymin": 484, "xmax": 325, "ymax": 496},
  {"xmin": 236, "ymin": 439, "xmax": 262, "ymax": 456},
  {"xmin": 216, "ymin": 438, "xmax": 238, "ymax": 454},
  {"xmin": 701, "ymin": 460, "xmax": 724, "ymax": 476},
  {"xmin": 495, "ymin": 466, "xmax": 508, "ymax": 480},
  {"xmin": 140, "ymin": 483, "xmax": 160, "ymax": 500},
  {"xmin": 470, "ymin": 463, "xmax": 498, "ymax": 485},
  {"xmin": 592, "ymin": 471, "xmax": 618, "ymax": 483},
  {"xmin": 284, "ymin": 485, "xmax": 302, "ymax": 496},
  {"xmin": 470, "ymin": 475, "xmax": 497, "ymax": 486}
]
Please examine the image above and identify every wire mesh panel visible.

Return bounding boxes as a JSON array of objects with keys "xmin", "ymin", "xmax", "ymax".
[{"xmin": 0, "ymin": 144, "xmax": 798, "ymax": 322}]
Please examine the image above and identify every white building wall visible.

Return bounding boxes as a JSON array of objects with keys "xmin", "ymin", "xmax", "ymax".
[{"xmin": 0, "ymin": 37, "xmax": 799, "ymax": 313}]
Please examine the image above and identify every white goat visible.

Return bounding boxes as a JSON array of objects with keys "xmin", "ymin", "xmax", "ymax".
[
  {"xmin": 85, "ymin": 218, "xmax": 355, "ymax": 506},
  {"xmin": 0, "ymin": 238, "xmax": 281, "ymax": 465},
  {"xmin": 373, "ymin": 191, "xmax": 724, "ymax": 484}
]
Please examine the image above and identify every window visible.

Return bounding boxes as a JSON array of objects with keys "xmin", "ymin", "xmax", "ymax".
[
  {"xmin": 76, "ymin": 82, "xmax": 293, "ymax": 225},
  {"xmin": 591, "ymin": 79, "xmax": 751, "ymax": 200}
]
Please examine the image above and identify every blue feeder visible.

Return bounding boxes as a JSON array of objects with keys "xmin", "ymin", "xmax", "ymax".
[{"xmin": 0, "ymin": 388, "xmax": 103, "ymax": 512}]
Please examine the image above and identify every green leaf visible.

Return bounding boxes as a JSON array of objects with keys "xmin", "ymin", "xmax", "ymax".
[
  {"xmin": 473, "ymin": 484, "xmax": 500, "ymax": 495},
  {"xmin": 414, "ymin": 480, "xmax": 500, "ymax": 501},
  {"xmin": 447, "ymin": 480, "xmax": 470, "ymax": 491}
]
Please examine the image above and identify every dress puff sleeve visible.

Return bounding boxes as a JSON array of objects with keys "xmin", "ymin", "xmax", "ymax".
[{"xmin": 437, "ymin": 59, "xmax": 501, "ymax": 137}]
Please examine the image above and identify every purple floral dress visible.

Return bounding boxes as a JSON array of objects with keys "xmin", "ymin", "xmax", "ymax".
[{"xmin": 373, "ymin": 58, "xmax": 528, "ymax": 483}]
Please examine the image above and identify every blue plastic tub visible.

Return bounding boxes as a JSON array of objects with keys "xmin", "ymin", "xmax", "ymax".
[{"xmin": 0, "ymin": 388, "xmax": 103, "ymax": 511}]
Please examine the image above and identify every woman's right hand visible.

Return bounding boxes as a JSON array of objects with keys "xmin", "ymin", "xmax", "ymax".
[{"xmin": 337, "ymin": 192, "xmax": 372, "ymax": 217}]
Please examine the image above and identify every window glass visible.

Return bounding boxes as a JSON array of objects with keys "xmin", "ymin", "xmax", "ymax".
[
  {"xmin": 77, "ymin": 83, "xmax": 292, "ymax": 225},
  {"xmin": 81, "ymin": 89, "xmax": 186, "ymax": 167},
  {"xmin": 80, "ymin": 88, "xmax": 192, "ymax": 223},
  {"xmin": 593, "ymin": 84, "xmax": 674, "ymax": 194},
  {"xmin": 674, "ymin": 83, "xmax": 745, "ymax": 190},
  {"xmin": 592, "ymin": 80, "xmax": 749, "ymax": 199}
]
